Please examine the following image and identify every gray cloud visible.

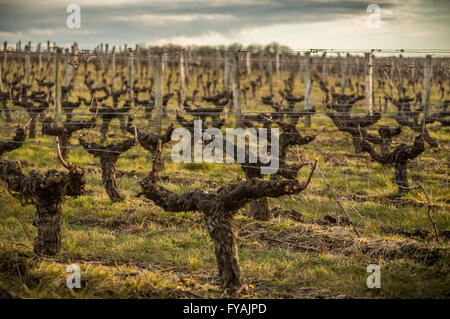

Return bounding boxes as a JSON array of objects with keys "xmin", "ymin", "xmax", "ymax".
[{"xmin": 0, "ymin": 0, "xmax": 448, "ymax": 48}]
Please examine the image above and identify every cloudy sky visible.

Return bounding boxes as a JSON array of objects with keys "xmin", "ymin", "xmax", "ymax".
[{"xmin": 0, "ymin": 0, "xmax": 449, "ymax": 50}]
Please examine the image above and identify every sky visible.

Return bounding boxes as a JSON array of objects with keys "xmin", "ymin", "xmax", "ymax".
[{"xmin": 0, "ymin": 0, "xmax": 449, "ymax": 51}]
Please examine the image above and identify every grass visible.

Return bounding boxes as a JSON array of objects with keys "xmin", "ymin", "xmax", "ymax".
[{"xmin": 0, "ymin": 60, "xmax": 449, "ymax": 299}]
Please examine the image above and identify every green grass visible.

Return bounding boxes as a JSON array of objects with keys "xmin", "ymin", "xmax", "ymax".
[{"xmin": 0, "ymin": 62, "xmax": 449, "ymax": 299}]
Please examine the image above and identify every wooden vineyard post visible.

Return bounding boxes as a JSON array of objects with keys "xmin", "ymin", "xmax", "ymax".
[
  {"xmin": 355, "ymin": 56, "xmax": 360, "ymax": 86},
  {"xmin": 246, "ymin": 51, "xmax": 251, "ymax": 81},
  {"xmin": 215, "ymin": 48, "xmax": 220, "ymax": 80},
  {"xmin": 259, "ymin": 51, "xmax": 264, "ymax": 74},
  {"xmin": 143, "ymin": 49, "xmax": 148, "ymax": 82},
  {"xmin": 389, "ymin": 58, "xmax": 395, "ymax": 98},
  {"xmin": 268, "ymin": 53, "xmax": 273, "ymax": 96},
  {"xmin": 304, "ymin": 52, "xmax": 312, "ymax": 127},
  {"xmin": 102, "ymin": 44, "xmax": 108, "ymax": 79},
  {"xmin": 275, "ymin": 51, "xmax": 280, "ymax": 84},
  {"xmin": 54, "ymin": 47, "xmax": 62, "ymax": 124},
  {"xmin": 298, "ymin": 53, "xmax": 304, "ymax": 83},
  {"xmin": 145, "ymin": 49, "xmax": 151, "ymax": 83},
  {"xmin": 422, "ymin": 55, "xmax": 432, "ymax": 118},
  {"xmin": 3, "ymin": 42, "xmax": 7, "ymax": 71},
  {"xmin": 411, "ymin": 58, "xmax": 416, "ymax": 92},
  {"xmin": 64, "ymin": 49, "xmax": 69, "ymax": 88},
  {"xmin": 93, "ymin": 48, "xmax": 98, "ymax": 82},
  {"xmin": 335, "ymin": 52, "xmax": 340, "ymax": 86},
  {"xmin": 224, "ymin": 52, "xmax": 230, "ymax": 91},
  {"xmin": 101, "ymin": 44, "xmax": 106, "ymax": 75},
  {"xmin": 184, "ymin": 48, "xmax": 190, "ymax": 89},
  {"xmin": 37, "ymin": 42, "xmax": 42, "ymax": 78},
  {"xmin": 47, "ymin": 41, "xmax": 52, "ymax": 67},
  {"xmin": 71, "ymin": 43, "xmax": 78, "ymax": 92},
  {"xmin": 154, "ymin": 52, "xmax": 164, "ymax": 133},
  {"xmin": 365, "ymin": 53, "xmax": 373, "ymax": 115},
  {"xmin": 111, "ymin": 47, "xmax": 116, "ymax": 89},
  {"xmin": 394, "ymin": 54, "xmax": 403, "ymax": 96},
  {"xmin": 232, "ymin": 53, "xmax": 241, "ymax": 126},
  {"xmin": 179, "ymin": 49, "xmax": 186, "ymax": 105},
  {"xmin": 0, "ymin": 43, "xmax": 3, "ymax": 92},
  {"xmin": 398, "ymin": 54, "xmax": 404, "ymax": 86},
  {"xmin": 134, "ymin": 45, "xmax": 139, "ymax": 79},
  {"xmin": 372, "ymin": 54, "xmax": 376, "ymax": 110},
  {"xmin": 162, "ymin": 49, "xmax": 168, "ymax": 72},
  {"xmin": 340, "ymin": 53, "xmax": 350, "ymax": 94},
  {"xmin": 25, "ymin": 49, "xmax": 30, "ymax": 86},
  {"xmin": 322, "ymin": 51, "xmax": 328, "ymax": 84},
  {"xmin": 128, "ymin": 49, "xmax": 134, "ymax": 90}
]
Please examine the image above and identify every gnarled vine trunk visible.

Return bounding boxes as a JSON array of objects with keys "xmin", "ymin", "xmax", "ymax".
[
  {"xmin": 79, "ymin": 131, "xmax": 137, "ymax": 202},
  {"xmin": 139, "ymin": 162, "xmax": 316, "ymax": 296},
  {"xmin": 205, "ymin": 209, "xmax": 243, "ymax": 293},
  {"xmin": 360, "ymin": 135, "xmax": 425, "ymax": 192},
  {"xmin": 394, "ymin": 162, "xmax": 409, "ymax": 191},
  {"xmin": 34, "ymin": 204, "xmax": 62, "ymax": 255},
  {"xmin": 0, "ymin": 100, "xmax": 12, "ymax": 122},
  {"xmin": 101, "ymin": 157, "xmax": 123, "ymax": 201},
  {"xmin": 0, "ymin": 127, "xmax": 26, "ymax": 157},
  {"xmin": 29, "ymin": 114, "xmax": 37, "ymax": 139},
  {"xmin": 249, "ymin": 198, "xmax": 270, "ymax": 221},
  {"xmin": 0, "ymin": 161, "xmax": 86, "ymax": 256}
]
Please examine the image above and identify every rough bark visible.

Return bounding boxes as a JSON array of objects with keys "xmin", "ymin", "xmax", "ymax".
[
  {"xmin": 326, "ymin": 111, "xmax": 381, "ymax": 153},
  {"xmin": 378, "ymin": 126, "xmax": 402, "ymax": 154},
  {"xmin": 28, "ymin": 114, "xmax": 37, "ymax": 139},
  {"xmin": 127, "ymin": 116, "xmax": 175, "ymax": 169},
  {"xmin": 426, "ymin": 103, "xmax": 449, "ymax": 127},
  {"xmin": 100, "ymin": 117, "xmax": 112, "ymax": 144},
  {"xmin": 184, "ymin": 91, "xmax": 228, "ymax": 128},
  {"xmin": 12, "ymin": 98, "xmax": 49, "ymax": 139},
  {"xmin": 42, "ymin": 117, "xmax": 96, "ymax": 159},
  {"xmin": 61, "ymin": 98, "xmax": 81, "ymax": 123},
  {"xmin": 273, "ymin": 121, "xmax": 321, "ymax": 180},
  {"xmin": 205, "ymin": 209, "xmax": 242, "ymax": 293},
  {"xmin": 139, "ymin": 164, "xmax": 316, "ymax": 296},
  {"xmin": 90, "ymin": 101, "xmax": 131, "ymax": 143},
  {"xmin": 79, "ymin": 134, "xmax": 136, "ymax": 202},
  {"xmin": 0, "ymin": 286, "xmax": 14, "ymax": 299},
  {"xmin": 249, "ymin": 198, "xmax": 270, "ymax": 221},
  {"xmin": 0, "ymin": 127, "xmax": 26, "ymax": 157},
  {"xmin": 393, "ymin": 162, "xmax": 409, "ymax": 191},
  {"xmin": 34, "ymin": 202, "xmax": 62, "ymax": 255},
  {"xmin": 387, "ymin": 95, "xmax": 438, "ymax": 148},
  {"xmin": 0, "ymin": 161, "xmax": 85, "ymax": 255},
  {"xmin": 360, "ymin": 135, "xmax": 425, "ymax": 191},
  {"xmin": 314, "ymin": 78, "xmax": 382, "ymax": 153},
  {"xmin": 226, "ymin": 119, "xmax": 319, "ymax": 220},
  {"xmin": 0, "ymin": 99, "xmax": 12, "ymax": 122}
]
